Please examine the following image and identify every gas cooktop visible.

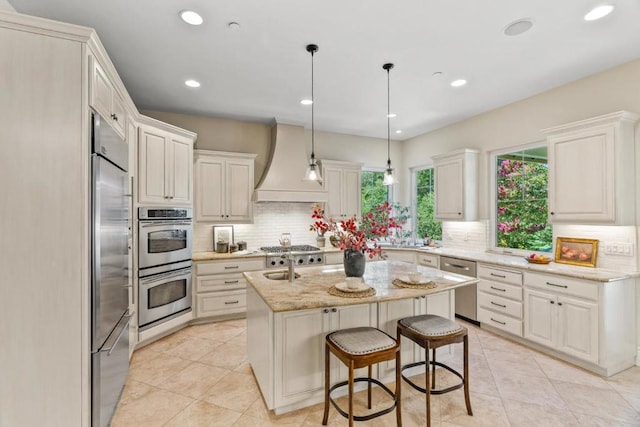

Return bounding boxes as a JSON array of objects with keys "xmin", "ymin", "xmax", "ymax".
[
  {"xmin": 259, "ymin": 245, "xmax": 321, "ymax": 254},
  {"xmin": 260, "ymin": 245, "xmax": 324, "ymax": 269}
]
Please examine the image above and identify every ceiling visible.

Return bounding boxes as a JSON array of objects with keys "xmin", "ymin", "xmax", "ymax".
[{"xmin": 8, "ymin": 0, "xmax": 640, "ymax": 140}]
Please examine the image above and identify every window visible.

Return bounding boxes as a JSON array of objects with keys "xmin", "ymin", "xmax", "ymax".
[
  {"xmin": 493, "ymin": 145, "xmax": 552, "ymax": 252},
  {"xmin": 361, "ymin": 170, "xmax": 388, "ymax": 216},
  {"xmin": 413, "ymin": 167, "xmax": 442, "ymax": 240}
]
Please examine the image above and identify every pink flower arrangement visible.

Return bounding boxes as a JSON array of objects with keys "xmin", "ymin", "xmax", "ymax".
[{"xmin": 310, "ymin": 202, "xmax": 404, "ymax": 259}]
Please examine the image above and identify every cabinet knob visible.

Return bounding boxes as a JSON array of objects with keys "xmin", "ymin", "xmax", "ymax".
[
  {"xmin": 550, "ymin": 300, "xmax": 555, "ymax": 304},
  {"xmin": 111, "ymin": 113, "xmax": 118, "ymax": 122},
  {"xmin": 557, "ymin": 302, "xmax": 563, "ymax": 306},
  {"xmin": 458, "ymin": 212, "xmax": 462, "ymax": 216},
  {"xmin": 323, "ymin": 308, "xmax": 329, "ymax": 314},
  {"xmin": 550, "ymin": 212, "xmax": 555, "ymax": 215},
  {"xmin": 331, "ymin": 308, "xmax": 337, "ymax": 312}
]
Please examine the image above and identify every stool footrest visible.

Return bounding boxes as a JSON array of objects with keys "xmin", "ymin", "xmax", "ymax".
[
  {"xmin": 328, "ymin": 378, "xmax": 397, "ymax": 422},
  {"xmin": 401, "ymin": 360, "xmax": 464, "ymax": 395}
]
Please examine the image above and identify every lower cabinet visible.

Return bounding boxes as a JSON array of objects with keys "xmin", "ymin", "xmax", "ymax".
[
  {"xmin": 477, "ymin": 264, "xmax": 523, "ymax": 336},
  {"xmin": 273, "ymin": 303, "xmax": 377, "ymax": 409},
  {"xmin": 194, "ymin": 257, "xmax": 265, "ymax": 319},
  {"xmin": 381, "ymin": 249, "xmax": 416, "ymax": 263},
  {"xmin": 416, "ymin": 252, "xmax": 439, "ymax": 269}
]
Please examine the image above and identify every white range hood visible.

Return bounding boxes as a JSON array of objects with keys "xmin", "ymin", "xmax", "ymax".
[{"xmin": 253, "ymin": 122, "xmax": 328, "ymax": 203}]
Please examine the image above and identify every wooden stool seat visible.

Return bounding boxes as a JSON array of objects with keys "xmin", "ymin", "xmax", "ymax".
[
  {"xmin": 323, "ymin": 326, "xmax": 402, "ymax": 426},
  {"xmin": 397, "ymin": 314, "xmax": 472, "ymax": 427}
]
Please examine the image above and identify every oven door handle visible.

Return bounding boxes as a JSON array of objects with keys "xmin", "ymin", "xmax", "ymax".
[
  {"xmin": 140, "ymin": 221, "xmax": 193, "ymax": 228},
  {"xmin": 140, "ymin": 267, "xmax": 192, "ymax": 284}
]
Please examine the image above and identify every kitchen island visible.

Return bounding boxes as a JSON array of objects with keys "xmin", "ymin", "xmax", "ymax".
[{"xmin": 244, "ymin": 260, "xmax": 478, "ymax": 414}]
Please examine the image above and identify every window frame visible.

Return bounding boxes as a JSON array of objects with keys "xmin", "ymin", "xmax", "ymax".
[{"xmin": 489, "ymin": 140, "xmax": 550, "ymax": 255}]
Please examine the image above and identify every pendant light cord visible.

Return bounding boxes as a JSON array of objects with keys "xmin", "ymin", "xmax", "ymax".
[
  {"xmin": 386, "ymin": 66, "xmax": 390, "ymax": 167},
  {"xmin": 311, "ymin": 47, "xmax": 315, "ymax": 161}
]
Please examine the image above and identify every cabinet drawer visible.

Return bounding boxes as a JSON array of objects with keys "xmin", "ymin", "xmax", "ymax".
[
  {"xmin": 324, "ymin": 251, "xmax": 343, "ymax": 265},
  {"xmin": 417, "ymin": 253, "xmax": 439, "ymax": 268},
  {"xmin": 478, "ymin": 307, "xmax": 522, "ymax": 336},
  {"xmin": 524, "ymin": 272, "xmax": 598, "ymax": 301},
  {"xmin": 196, "ymin": 290, "xmax": 246, "ymax": 318},
  {"xmin": 197, "ymin": 273, "xmax": 246, "ymax": 292},
  {"xmin": 382, "ymin": 250, "xmax": 416, "ymax": 263},
  {"xmin": 478, "ymin": 292, "xmax": 522, "ymax": 319},
  {"xmin": 196, "ymin": 258, "xmax": 265, "ymax": 275},
  {"xmin": 478, "ymin": 279, "xmax": 522, "ymax": 301},
  {"xmin": 478, "ymin": 264, "xmax": 522, "ymax": 285}
]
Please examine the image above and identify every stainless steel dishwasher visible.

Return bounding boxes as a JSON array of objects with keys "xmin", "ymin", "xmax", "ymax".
[{"xmin": 439, "ymin": 256, "xmax": 478, "ymax": 324}]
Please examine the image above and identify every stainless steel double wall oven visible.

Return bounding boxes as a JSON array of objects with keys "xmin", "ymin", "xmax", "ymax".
[{"xmin": 138, "ymin": 207, "xmax": 193, "ymax": 330}]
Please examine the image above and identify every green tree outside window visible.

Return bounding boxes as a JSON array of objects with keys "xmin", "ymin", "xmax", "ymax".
[{"xmin": 415, "ymin": 168, "xmax": 442, "ymax": 240}]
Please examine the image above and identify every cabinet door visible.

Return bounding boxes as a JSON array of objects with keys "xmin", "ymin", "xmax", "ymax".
[
  {"xmin": 110, "ymin": 91, "xmax": 126, "ymax": 139},
  {"xmin": 226, "ymin": 159, "xmax": 253, "ymax": 222},
  {"xmin": 330, "ymin": 304, "xmax": 376, "ymax": 382},
  {"xmin": 548, "ymin": 126, "xmax": 614, "ymax": 222},
  {"xmin": 90, "ymin": 59, "xmax": 112, "ymax": 122},
  {"xmin": 377, "ymin": 299, "xmax": 417, "ymax": 379},
  {"xmin": 275, "ymin": 309, "xmax": 325, "ymax": 405},
  {"xmin": 138, "ymin": 127, "xmax": 168, "ymax": 204},
  {"xmin": 323, "ymin": 167, "xmax": 343, "ymax": 219},
  {"xmin": 434, "ymin": 158, "xmax": 463, "ymax": 219},
  {"xmin": 167, "ymin": 136, "xmax": 192, "ymax": 205},
  {"xmin": 524, "ymin": 288, "xmax": 555, "ymax": 348},
  {"xmin": 557, "ymin": 296, "xmax": 598, "ymax": 363},
  {"xmin": 195, "ymin": 157, "xmax": 225, "ymax": 221},
  {"xmin": 342, "ymin": 168, "xmax": 361, "ymax": 219}
]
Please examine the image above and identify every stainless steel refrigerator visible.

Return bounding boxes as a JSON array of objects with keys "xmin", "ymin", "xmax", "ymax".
[{"xmin": 91, "ymin": 112, "xmax": 131, "ymax": 427}]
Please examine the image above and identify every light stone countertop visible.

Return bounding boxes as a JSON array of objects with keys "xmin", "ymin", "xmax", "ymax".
[
  {"xmin": 193, "ymin": 246, "xmax": 638, "ymax": 282},
  {"xmin": 243, "ymin": 260, "xmax": 478, "ymax": 313}
]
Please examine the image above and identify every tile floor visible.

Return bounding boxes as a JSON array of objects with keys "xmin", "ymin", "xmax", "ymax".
[{"xmin": 112, "ymin": 319, "xmax": 640, "ymax": 426}]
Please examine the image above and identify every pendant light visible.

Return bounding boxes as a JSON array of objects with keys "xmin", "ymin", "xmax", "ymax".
[
  {"xmin": 382, "ymin": 63, "xmax": 396, "ymax": 186},
  {"xmin": 304, "ymin": 44, "xmax": 322, "ymax": 183}
]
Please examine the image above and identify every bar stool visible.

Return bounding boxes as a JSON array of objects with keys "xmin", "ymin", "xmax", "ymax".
[
  {"xmin": 397, "ymin": 314, "xmax": 472, "ymax": 427},
  {"xmin": 323, "ymin": 326, "xmax": 402, "ymax": 426}
]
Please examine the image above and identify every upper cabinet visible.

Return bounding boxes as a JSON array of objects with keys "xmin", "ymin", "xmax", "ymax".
[
  {"xmin": 432, "ymin": 149, "xmax": 479, "ymax": 221},
  {"xmin": 89, "ymin": 56, "xmax": 126, "ymax": 139},
  {"xmin": 543, "ymin": 111, "xmax": 639, "ymax": 224},
  {"xmin": 138, "ymin": 121, "xmax": 195, "ymax": 206},
  {"xmin": 319, "ymin": 160, "xmax": 362, "ymax": 220},
  {"xmin": 194, "ymin": 150, "xmax": 256, "ymax": 223}
]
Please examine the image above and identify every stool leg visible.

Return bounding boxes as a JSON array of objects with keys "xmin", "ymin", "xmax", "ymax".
[
  {"xmin": 431, "ymin": 348, "xmax": 437, "ymax": 390},
  {"xmin": 425, "ymin": 343, "xmax": 431, "ymax": 427},
  {"xmin": 463, "ymin": 334, "xmax": 473, "ymax": 416},
  {"xmin": 348, "ymin": 360, "xmax": 354, "ymax": 427},
  {"xmin": 322, "ymin": 343, "xmax": 330, "ymax": 425},
  {"xmin": 367, "ymin": 364, "xmax": 372, "ymax": 409},
  {"xmin": 395, "ymin": 347, "xmax": 402, "ymax": 427}
]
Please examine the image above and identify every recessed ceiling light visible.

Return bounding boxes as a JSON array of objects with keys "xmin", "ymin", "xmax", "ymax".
[
  {"xmin": 503, "ymin": 18, "xmax": 534, "ymax": 36},
  {"xmin": 395, "ymin": 130, "xmax": 402, "ymax": 134},
  {"xmin": 228, "ymin": 22, "xmax": 241, "ymax": 30},
  {"xmin": 179, "ymin": 10, "xmax": 203, "ymax": 26},
  {"xmin": 387, "ymin": 113, "xmax": 397, "ymax": 118},
  {"xmin": 300, "ymin": 99, "xmax": 313, "ymax": 105},
  {"xmin": 584, "ymin": 4, "xmax": 614, "ymax": 21},
  {"xmin": 185, "ymin": 79, "xmax": 201, "ymax": 88},
  {"xmin": 451, "ymin": 79, "xmax": 467, "ymax": 87}
]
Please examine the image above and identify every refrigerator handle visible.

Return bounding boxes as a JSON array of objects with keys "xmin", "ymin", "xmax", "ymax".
[{"xmin": 100, "ymin": 314, "xmax": 131, "ymax": 356}]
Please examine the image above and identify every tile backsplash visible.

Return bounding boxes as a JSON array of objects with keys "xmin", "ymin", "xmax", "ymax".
[{"xmin": 193, "ymin": 202, "xmax": 319, "ymax": 252}]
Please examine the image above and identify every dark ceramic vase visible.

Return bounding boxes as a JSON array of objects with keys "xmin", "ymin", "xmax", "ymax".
[{"xmin": 343, "ymin": 248, "xmax": 366, "ymax": 277}]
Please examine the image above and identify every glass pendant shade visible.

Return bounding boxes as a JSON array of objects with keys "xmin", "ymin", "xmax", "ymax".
[
  {"xmin": 383, "ymin": 164, "xmax": 395, "ymax": 186},
  {"xmin": 304, "ymin": 159, "xmax": 322, "ymax": 182}
]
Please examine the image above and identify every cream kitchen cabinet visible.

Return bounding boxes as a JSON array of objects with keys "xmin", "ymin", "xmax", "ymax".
[
  {"xmin": 195, "ymin": 257, "xmax": 265, "ymax": 319},
  {"xmin": 523, "ymin": 271, "xmax": 635, "ymax": 375},
  {"xmin": 477, "ymin": 264, "xmax": 523, "ymax": 337},
  {"xmin": 272, "ymin": 303, "xmax": 376, "ymax": 410},
  {"xmin": 431, "ymin": 149, "xmax": 479, "ymax": 221},
  {"xmin": 89, "ymin": 56, "xmax": 126, "ymax": 138},
  {"xmin": 380, "ymin": 248, "xmax": 416, "ymax": 263},
  {"xmin": 416, "ymin": 252, "xmax": 439, "ymax": 269},
  {"xmin": 138, "ymin": 121, "xmax": 194, "ymax": 206},
  {"xmin": 542, "ymin": 111, "xmax": 639, "ymax": 224},
  {"xmin": 324, "ymin": 250, "xmax": 344, "ymax": 266},
  {"xmin": 194, "ymin": 150, "xmax": 256, "ymax": 223},
  {"xmin": 319, "ymin": 160, "xmax": 362, "ymax": 220}
]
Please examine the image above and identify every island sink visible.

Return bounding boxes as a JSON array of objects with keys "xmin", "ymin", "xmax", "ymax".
[{"xmin": 262, "ymin": 271, "xmax": 301, "ymax": 280}]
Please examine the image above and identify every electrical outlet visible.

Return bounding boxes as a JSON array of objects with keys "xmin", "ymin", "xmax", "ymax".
[{"xmin": 603, "ymin": 242, "xmax": 634, "ymax": 256}]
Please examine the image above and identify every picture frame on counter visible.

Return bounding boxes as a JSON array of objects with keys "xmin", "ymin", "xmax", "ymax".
[
  {"xmin": 554, "ymin": 237, "xmax": 598, "ymax": 267},
  {"xmin": 213, "ymin": 225, "xmax": 234, "ymax": 253}
]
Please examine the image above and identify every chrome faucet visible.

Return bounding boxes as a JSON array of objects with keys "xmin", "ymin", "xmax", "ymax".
[{"xmin": 280, "ymin": 251, "xmax": 295, "ymax": 283}]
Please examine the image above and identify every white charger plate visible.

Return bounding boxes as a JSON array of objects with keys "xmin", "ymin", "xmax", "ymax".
[
  {"xmin": 399, "ymin": 275, "xmax": 433, "ymax": 285},
  {"xmin": 335, "ymin": 281, "xmax": 370, "ymax": 293}
]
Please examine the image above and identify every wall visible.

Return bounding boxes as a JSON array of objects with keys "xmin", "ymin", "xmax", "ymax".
[{"xmin": 0, "ymin": 0, "xmax": 15, "ymax": 12}]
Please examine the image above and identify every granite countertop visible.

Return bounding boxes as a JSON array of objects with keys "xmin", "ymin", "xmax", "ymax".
[
  {"xmin": 193, "ymin": 246, "xmax": 638, "ymax": 282},
  {"xmin": 243, "ymin": 260, "xmax": 478, "ymax": 312}
]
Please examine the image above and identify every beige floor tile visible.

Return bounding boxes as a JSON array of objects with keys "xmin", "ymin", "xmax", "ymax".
[
  {"xmin": 234, "ymin": 360, "xmax": 254, "ymax": 375},
  {"xmin": 232, "ymin": 414, "xmax": 300, "ymax": 426},
  {"xmin": 110, "ymin": 387, "xmax": 193, "ymax": 427},
  {"xmin": 228, "ymin": 329, "xmax": 248, "ymax": 346},
  {"xmin": 502, "ymin": 398, "xmax": 580, "ymax": 427},
  {"xmin": 572, "ymin": 413, "xmax": 640, "ymax": 427},
  {"xmin": 156, "ymin": 361, "xmax": 230, "ymax": 399},
  {"xmin": 199, "ymin": 341, "xmax": 247, "ymax": 370},
  {"xmin": 492, "ymin": 370, "xmax": 567, "ymax": 409},
  {"xmin": 553, "ymin": 380, "xmax": 640, "ymax": 425},
  {"xmin": 224, "ymin": 317, "xmax": 248, "ymax": 328},
  {"xmin": 165, "ymin": 335, "xmax": 224, "ymax": 361},
  {"xmin": 440, "ymin": 391, "xmax": 507, "ymax": 427},
  {"xmin": 485, "ymin": 349, "xmax": 545, "ymax": 379},
  {"xmin": 302, "ymin": 400, "xmax": 349, "ymax": 426},
  {"xmin": 532, "ymin": 353, "xmax": 612, "ymax": 389},
  {"xmin": 619, "ymin": 390, "xmax": 640, "ymax": 413},
  {"xmin": 244, "ymin": 397, "xmax": 310, "ymax": 424},
  {"xmin": 402, "ymin": 393, "xmax": 440, "ymax": 426},
  {"xmin": 116, "ymin": 379, "xmax": 155, "ymax": 407},
  {"xmin": 606, "ymin": 366, "xmax": 640, "ymax": 395},
  {"xmin": 184, "ymin": 322, "xmax": 245, "ymax": 342},
  {"xmin": 128, "ymin": 351, "xmax": 192, "ymax": 386},
  {"xmin": 201, "ymin": 371, "xmax": 261, "ymax": 412},
  {"xmin": 163, "ymin": 400, "xmax": 242, "ymax": 427},
  {"xmin": 478, "ymin": 334, "xmax": 532, "ymax": 356}
]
